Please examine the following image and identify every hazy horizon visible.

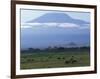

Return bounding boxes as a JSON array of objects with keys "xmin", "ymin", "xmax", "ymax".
[{"xmin": 20, "ymin": 9, "xmax": 90, "ymax": 49}]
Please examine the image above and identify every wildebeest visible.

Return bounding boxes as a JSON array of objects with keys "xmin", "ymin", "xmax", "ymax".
[{"xmin": 65, "ymin": 56, "xmax": 77, "ymax": 64}]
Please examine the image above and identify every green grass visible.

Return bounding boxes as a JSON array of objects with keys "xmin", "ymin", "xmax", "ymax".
[{"xmin": 20, "ymin": 50, "xmax": 90, "ymax": 69}]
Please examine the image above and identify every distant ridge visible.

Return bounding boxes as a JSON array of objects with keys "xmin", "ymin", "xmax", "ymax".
[{"xmin": 27, "ymin": 12, "xmax": 89, "ymax": 25}]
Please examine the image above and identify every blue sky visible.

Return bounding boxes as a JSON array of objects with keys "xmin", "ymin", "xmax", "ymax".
[
  {"xmin": 21, "ymin": 9, "xmax": 90, "ymax": 24},
  {"xmin": 20, "ymin": 9, "xmax": 90, "ymax": 49}
]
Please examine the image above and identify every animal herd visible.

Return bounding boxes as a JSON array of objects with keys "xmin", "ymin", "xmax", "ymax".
[{"xmin": 22, "ymin": 56, "xmax": 78, "ymax": 65}]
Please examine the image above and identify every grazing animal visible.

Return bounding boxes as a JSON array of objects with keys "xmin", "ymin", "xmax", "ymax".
[
  {"xmin": 71, "ymin": 59, "xmax": 77, "ymax": 64},
  {"xmin": 65, "ymin": 56, "xmax": 78, "ymax": 64},
  {"xmin": 65, "ymin": 60, "xmax": 70, "ymax": 64}
]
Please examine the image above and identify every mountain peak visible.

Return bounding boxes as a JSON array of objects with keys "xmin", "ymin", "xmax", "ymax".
[
  {"xmin": 27, "ymin": 12, "xmax": 89, "ymax": 25},
  {"xmin": 27, "ymin": 12, "xmax": 72, "ymax": 23}
]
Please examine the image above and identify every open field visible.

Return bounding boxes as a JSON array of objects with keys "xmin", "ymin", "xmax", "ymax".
[{"xmin": 20, "ymin": 47, "xmax": 90, "ymax": 69}]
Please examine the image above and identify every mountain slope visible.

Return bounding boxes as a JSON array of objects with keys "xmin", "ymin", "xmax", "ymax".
[{"xmin": 27, "ymin": 12, "xmax": 89, "ymax": 25}]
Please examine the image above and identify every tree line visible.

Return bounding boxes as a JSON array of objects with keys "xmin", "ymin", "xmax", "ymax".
[{"xmin": 21, "ymin": 46, "xmax": 90, "ymax": 53}]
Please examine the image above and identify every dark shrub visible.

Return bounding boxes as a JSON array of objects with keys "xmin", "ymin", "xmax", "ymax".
[
  {"xmin": 57, "ymin": 57, "xmax": 61, "ymax": 60},
  {"xmin": 62, "ymin": 57, "xmax": 65, "ymax": 59},
  {"xmin": 65, "ymin": 60, "xmax": 70, "ymax": 64}
]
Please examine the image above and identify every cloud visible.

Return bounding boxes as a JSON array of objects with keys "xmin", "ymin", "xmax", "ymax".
[
  {"xmin": 22, "ymin": 23, "xmax": 42, "ymax": 26},
  {"xmin": 58, "ymin": 23, "xmax": 79, "ymax": 28},
  {"xmin": 21, "ymin": 25, "xmax": 33, "ymax": 28},
  {"xmin": 21, "ymin": 22, "xmax": 89, "ymax": 29}
]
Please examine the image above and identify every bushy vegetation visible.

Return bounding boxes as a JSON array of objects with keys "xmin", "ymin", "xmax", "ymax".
[
  {"xmin": 20, "ymin": 46, "xmax": 90, "ymax": 69},
  {"xmin": 21, "ymin": 46, "xmax": 90, "ymax": 53}
]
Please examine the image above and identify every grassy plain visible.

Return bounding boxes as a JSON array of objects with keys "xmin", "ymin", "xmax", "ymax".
[{"xmin": 20, "ymin": 48, "xmax": 90, "ymax": 69}]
